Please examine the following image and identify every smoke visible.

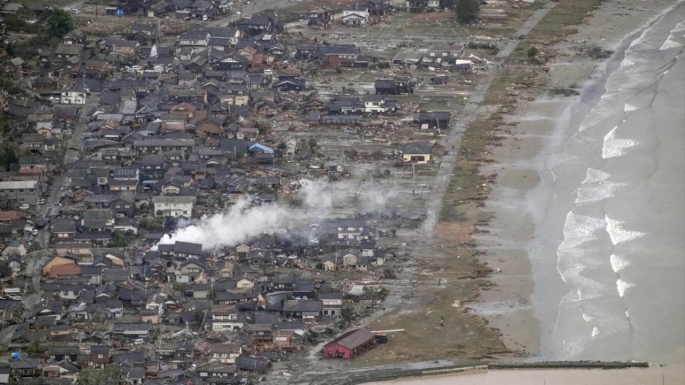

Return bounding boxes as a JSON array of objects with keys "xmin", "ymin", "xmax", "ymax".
[
  {"xmin": 155, "ymin": 178, "xmax": 395, "ymax": 251},
  {"xmin": 157, "ymin": 199, "xmax": 290, "ymax": 250}
]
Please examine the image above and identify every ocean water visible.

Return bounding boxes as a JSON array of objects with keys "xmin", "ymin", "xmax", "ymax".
[{"xmin": 531, "ymin": 4, "xmax": 685, "ymax": 362}]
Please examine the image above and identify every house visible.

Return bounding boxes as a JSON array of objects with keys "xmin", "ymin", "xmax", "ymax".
[
  {"xmin": 91, "ymin": 346, "xmax": 111, "ymax": 368},
  {"xmin": 0, "ymin": 180, "xmax": 39, "ymax": 205},
  {"xmin": 402, "ymin": 142, "xmax": 434, "ymax": 164},
  {"xmin": 209, "ymin": 343, "xmax": 242, "ymax": 364},
  {"xmin": 307, "ymin": 8, "xmax": 332, "ymax": 26},
  {"xmin": 111, "ymin": 322, "xmax": 152, "ymax": 339},
  {"xmin": 321, "ymin": 258, "xmax": 336, "ymax": 271},
  {"xmin": 272, "ymin": 77, "xmax": 305, "ymax": 93},
  {"xmin": 52, "ymin": 220, "xmax": 77, "ymax": 241},
  {"xmin": 342, "ymin": 4, "xmax": 370, "ymax": 25},
  {"xmin": 42, "ymin": 255, "xmax": 78, "ymax": 276},
  {"xmin": 236, "ymin": 15, "xmax": 276, "ymax": 36},
  {"xmin": 210, "ymin": 305, "xmax": 244, "ymax": 331},
  {"xmin": 319, "ymin": 292, "xmax": 343, "ymax": 316},
  {"xmin": 416, "ymin": 111, "xmax": 451, "ymax": 130},
  {"xmin": 323, "ymin": 328, "xmax": 377, "ymax": 359},
  {"xmin": 342, "ymin": 253, "xmax": 358, "ymax": 268},
  {"xmin": 282, "ymin": 299, "xmax": 322, "ymax": 320},
  {"xmin": 177, "ymin": 31, "xmax": 210, "ymax": 54},
  {"xmin": 374, "ymin": 79, "xmax": 413, "ymax": 95},
  {"xmin": 235, "ymin": 355, "xmax": 270, "ymax": 373},
  {"xmin": 175, "ymin": 260, "xmax": 205, "ymax": 283},
  {"xmin": 152, "ymin": 196, "xmax": 196, "ymax": 217}
]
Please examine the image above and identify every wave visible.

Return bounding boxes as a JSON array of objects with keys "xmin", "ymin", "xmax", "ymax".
[
  {"xmin": 592, "ymin": 327, "xmax": 600, "ymax": 338},
  {"xmin": 605, "ymin": 215, "xmax": 645, "ymax": 245},
  {"xmin": 602, "ymin": 125, "xmax": 639, "ymax": 159},
  {"xmin": 610, "ymin": 254, "xmax": 631, "ymax": 272},
  {"xmin": 624, "ymin": 103, "xmax": 638, "ymax": 112},
  {"xmin": 581, "ymin": 167, "xmax": 610, "ymax": 184},
  {"xmin": 558, "ymin": 213, "xmax": 606, "ymax": 250},
  {"xmin": 575, "ymin": 181, "xmax": 625, "ymax": 204},
  {"xmin": 660, "ymin": 35, "xmax": 683, "ymax": 50},
  {"xmin": 670, "ymin": 21, "xmax": 685, "ymax": 33},
  {"xmin": 616, "ymin": 279, "xmax": 635, "ymax": 297}
]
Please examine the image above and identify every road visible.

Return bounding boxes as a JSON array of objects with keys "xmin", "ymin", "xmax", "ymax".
[
  {"xmin": 420, "ymin": 1, "xmax": 557, "ymax": 236},
  {"xmin": 40, "ymin": 95, "xmax": 99, "ymax": 220}
]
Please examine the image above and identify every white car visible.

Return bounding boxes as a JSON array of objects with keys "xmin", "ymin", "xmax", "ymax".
[
  {"xmin": 19, "ymin": 204, "xmax": 30, "ymax": 210},
  {"xmin": 32, "ymin": 229, "xmax": 39, "ymax": 236}
]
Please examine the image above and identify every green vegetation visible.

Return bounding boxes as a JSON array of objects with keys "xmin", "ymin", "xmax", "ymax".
[
  {"xmin": 527, "ymin": 46, "xmax": 540, "ymax": 58},
  {"xmin": 140, "ymin": 217, "xmax": 164, "ymax": 231},
  {"xmin": 0, "ymin": 77, "xmax": 24, "ymax": 95},
  {"xmin": 47, "ymin": 10, "xmax": 75, "ymax": 39},
  {"xmin": 110, "ymin": 230, "xmax": 135, "ymax": 248},
  {"xmin": 0, "ymin": 143, "xmax": 20, "ymax": 171},
  {"xmin": 454, "ymin": 0, "xmax": 480, "ymax": 24},
  {"xmin": 77, "ymin": 364, "xmax": 121, "ymax": 385}
]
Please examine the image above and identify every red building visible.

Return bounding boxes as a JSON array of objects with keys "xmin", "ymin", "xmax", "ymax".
[{"xmin": 323, "ymin": 328, "xmax": 377, "ymax": 359}]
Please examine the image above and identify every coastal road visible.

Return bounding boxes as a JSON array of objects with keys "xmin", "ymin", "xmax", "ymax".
[{"xmin": 420, "ymin": 1, "xmax": 557, "ymax": 237}]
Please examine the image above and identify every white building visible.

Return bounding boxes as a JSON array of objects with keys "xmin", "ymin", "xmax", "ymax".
[
  {"xmin": 152, "ymin": 196, "xmax": 196, "ymax": 218},
  {"xmin": 61, "ymin": 91, "xmax": 87, "ymax": 105}
]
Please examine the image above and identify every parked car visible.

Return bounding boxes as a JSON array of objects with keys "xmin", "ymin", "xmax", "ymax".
[{"xmin": 19, "ymin": 204, "xmax": 30, "ymax": 210}]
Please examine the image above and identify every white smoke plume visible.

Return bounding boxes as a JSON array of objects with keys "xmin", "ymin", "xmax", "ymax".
[{"xmin": 155, "ymin": 178, "xmax": 395, "ymax": 251}]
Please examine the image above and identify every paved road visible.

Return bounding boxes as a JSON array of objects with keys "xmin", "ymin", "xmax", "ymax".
[
  {"xmin": 420, "ymin": 1, "xmax": 556, "ymax": 236},
  {"xmin": 41, "ymin": 95, "xmax": 99, "ymax": 220}
]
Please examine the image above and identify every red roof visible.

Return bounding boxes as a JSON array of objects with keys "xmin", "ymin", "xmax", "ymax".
[
  {"xmin": 0, "ymin": 211, "xmax": 21, "ymax": 222},
  {"xmin": 324, "ymin": 328, "xmax": 376, "ymax": 350},
  {"xmin": 49, "ymin": 263, "xmax": 81, "ymax": 278}
]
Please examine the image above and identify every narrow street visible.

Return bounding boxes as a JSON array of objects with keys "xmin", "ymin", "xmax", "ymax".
[{"xmin": 41, "ymin": 95, "xmax": 99, "ymax": 219}]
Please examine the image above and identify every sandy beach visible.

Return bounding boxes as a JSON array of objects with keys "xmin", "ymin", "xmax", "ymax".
[{"xmin": 471, "ymin": 0, "xmax": 685, "ymax": 365}]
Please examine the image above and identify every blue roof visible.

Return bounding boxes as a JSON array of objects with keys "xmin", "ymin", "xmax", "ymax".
[{"xmin": 249, "ymin": 143, "xmax": 275, "ymax": 154}]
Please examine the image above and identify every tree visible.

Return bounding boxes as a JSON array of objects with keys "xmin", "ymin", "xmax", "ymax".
[
  {"xmin": 0, "ymin": 143, "xmax": 20, "ymax": 171},
  {"xmin": 338, "ymin": 303, "xmax": 355, "ymax": 329},
  {"xmin": 78, "ymin": 364, "xmax": 121, "ymax": 385},
  {"xmin": 308, "ymin": 138, "xmax": 318, "ymax": 149},
  {"xmin": 455, "ymin": 0, "xmax": 480, "ymax": 24},
  {"xmin": 110, "ymin": 230, "xmax": 132, "ymax": 248},
  {"xmin": 47, "ymin": 10, "xmax": 75, "ymax": 39},
  {"xmin": 527, "ymin": 47, "xmax": 540, "ymax": 58}
]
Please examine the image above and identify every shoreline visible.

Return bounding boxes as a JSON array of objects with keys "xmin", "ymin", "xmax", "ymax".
[{"xmin": 473, "ymin": 0, "xmax": 683, "ymax": 369}]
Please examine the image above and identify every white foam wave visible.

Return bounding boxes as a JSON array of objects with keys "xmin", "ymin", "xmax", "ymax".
[
  {"xmin": 582, "ymin": 313, "xmax": 594, "ymax": 322},
  {"xmin": 605, "ymin": 215, "xmax": 645, "ymax": 245},
  {"xmin": 602, "ymin": 126, "xmax": 639, "ymax": 159},
  {"xmin": 625, "ymin": 310, "xmax": 630, "ymax": 318},
  {"xmin": 671, "ymin": 21, "xmax": 685, "ymax": 33},
  {"xmin": 624, "ymin": 103, "xmax": 638, "ymax": 112},
  {"xmin": 559, "ymin": 213, "xmax": 607, "ymax": 250},
  {"xmin": 582, "ymin": 168, "xmax": 610, "ymax": 184},
  {"xmin": 592, "ymin": 327, "xmax": 600, "ymax": 338},
  {"xmin": 610, "ymin": 254, "xmax": 630, "ymax": 272},
  {"xmin": 575, "ymin": 181, "xmax": 625, "ymax": 204},
  {"xmin": 660, "ymin": 35, "xmax": 682, "ymax": 51},
  {"xmin": 547, "ymin": 153, "xmax": 579, "ymax": 169},
  {"xmin": 558, "ymin": 264, "xmax": 606, "ymax": 302},
  {"xmin": 616, "ymin": 279, "xmax": 635, "ymax": 297}
]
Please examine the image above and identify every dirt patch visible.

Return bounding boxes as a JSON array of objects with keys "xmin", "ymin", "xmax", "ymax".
[
  {"xmin": 410, "ymin": 11, "xmax": 453, "ymax": 24},
  {"xmin": 435, "ymin": 222, "xmax": 474, "ymax": 244}
]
